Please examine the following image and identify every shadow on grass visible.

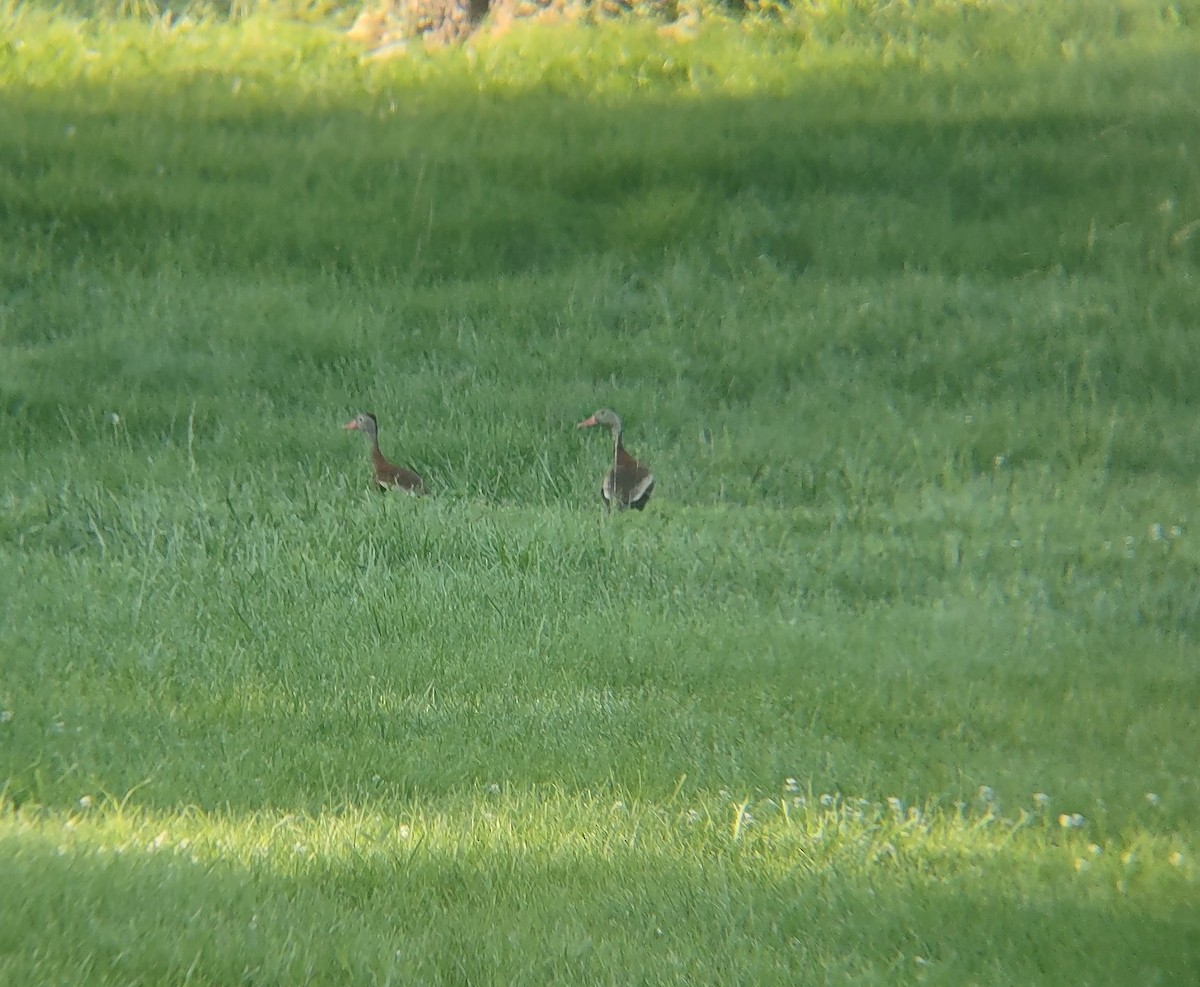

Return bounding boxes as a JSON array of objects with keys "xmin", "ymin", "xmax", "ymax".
[
  {"xmin": 4, "ymin": 45, "xmax": 1199, "ymax": 476},
  {"xmin": 3, "ymin": 52, "xmax": 1198, "ymax": 290}
]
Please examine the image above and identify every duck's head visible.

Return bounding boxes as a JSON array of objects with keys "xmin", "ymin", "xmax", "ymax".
[
  {"xmin": 343, "ymin": 412, "xmax": 379, "ymax": 438},
  {"xmin": 576, "ymin": 408, "xmax": 622, "ymax": 432}
]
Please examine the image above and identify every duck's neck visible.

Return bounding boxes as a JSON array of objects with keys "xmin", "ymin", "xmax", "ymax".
[
  {"xmin": 362, "ymin": 426, "xmax": 385, "ymax": 458},
  {"xmin": 609, "ymin": 422, "xmax": 624, "ymax": 468},
  {"xmin": 369, "ymin": 433, "xmax": 389, "ymax": 462}
]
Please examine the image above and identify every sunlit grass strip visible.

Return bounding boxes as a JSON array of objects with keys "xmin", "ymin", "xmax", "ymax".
[
  {"xmin": 3, "ymin": 787, "xmax": 1193, "ymax": 884},
  {"xmin": 5, "ymin": 2, "xmax": 1200, "ymax": 102},
  {"xmin": 2, "ymin": 790, "xmax": 1196, "ymax": 981}
]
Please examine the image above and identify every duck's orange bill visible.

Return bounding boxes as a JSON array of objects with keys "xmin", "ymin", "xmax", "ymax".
[
  {"xmin": 576, "ymin": 415, "xmax": 598, "ymax": 428},
  {"xmin": 343, "ymin": 420, "xmax": 360, "ymax": 430}
]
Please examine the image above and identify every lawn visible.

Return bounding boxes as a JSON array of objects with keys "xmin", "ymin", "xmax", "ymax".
[{"xmin": 1, "ymin": 1, "xmax": 1199, "ymax": 983}]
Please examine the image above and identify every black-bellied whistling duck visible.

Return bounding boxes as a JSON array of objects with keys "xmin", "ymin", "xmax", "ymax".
[
  {"xmin": 343, "ymin": 412, "xmax": 426, "ymax": 495},
  {"xmin": 576, "ymin": 408, "xmax": 654, "ymax": 511}
]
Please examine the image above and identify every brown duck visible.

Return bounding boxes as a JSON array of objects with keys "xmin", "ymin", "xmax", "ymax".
[
  {"xmin": 343, "ymin": 412, "xmax": 426, "ymax": 495},
  {"xmin": 577, "ymin": 408, "xmax": 654, "ymax": 511}
]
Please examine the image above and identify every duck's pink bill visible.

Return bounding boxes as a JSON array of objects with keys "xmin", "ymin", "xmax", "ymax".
[
  {"xmin": 576, "ymin": 416, "xmax": 598, "ymax": 428},
  {"xmin": 343, "ymin": 420, "xmax": 360, "ymax": 430}
]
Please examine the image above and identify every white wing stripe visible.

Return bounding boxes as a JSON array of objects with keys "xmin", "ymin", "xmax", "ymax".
[{"xmin": 629, "ymin": 471, "xmax": 654, "ymax": 502}]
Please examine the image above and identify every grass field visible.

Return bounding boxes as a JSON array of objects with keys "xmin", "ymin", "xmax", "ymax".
[{"xmin": 2, "ymin": 1, "xmax": 1199, "ymax": 982}]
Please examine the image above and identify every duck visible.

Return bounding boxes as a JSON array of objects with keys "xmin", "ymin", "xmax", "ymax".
[
  {"xmin": 576, "ymin": 408, "xmax": 654, "ymax": 511},
  {"xmin": 343, "ymin": 412, "xmax": 426, "ymax": 495}
]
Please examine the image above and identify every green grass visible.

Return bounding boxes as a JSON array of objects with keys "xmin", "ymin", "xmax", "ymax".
[{"xmin": 2, "ymin": 1, "xmax": 1200, "ymax": 982}]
